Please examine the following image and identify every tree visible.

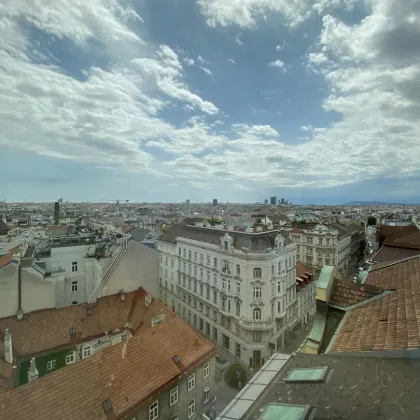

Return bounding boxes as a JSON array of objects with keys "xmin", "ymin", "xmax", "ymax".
[{"xmin": 367, "ymin": 216, "xmax": 377, "ymax": 226}]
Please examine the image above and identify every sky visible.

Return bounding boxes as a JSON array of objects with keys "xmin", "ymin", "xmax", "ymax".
[{"xmin": 0, "ymin": 0, "xmax": 420, "ymax": 204}]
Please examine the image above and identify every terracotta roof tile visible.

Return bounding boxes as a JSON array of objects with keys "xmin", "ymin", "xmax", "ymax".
[
  {"xmin": 330, "ymin": 279, "xmax": 384, "ymax": 308},
  {"xmin": 296, "ymin": 261, "xmax": 312, "ymax": 279},
  {"xmin": 372, "ymin": 244, "xmax": 420, "ymax": 263},
  {"xmin": 330, "ymin": 256, "xmax": 420, "ymax": 353},
  {"xmin": 0, "ymin": 288, "xmax": 169, "ymax": 357},
  {"xmin": 0, "ymin": 316, "xmax": 215, "ymax": 420}
]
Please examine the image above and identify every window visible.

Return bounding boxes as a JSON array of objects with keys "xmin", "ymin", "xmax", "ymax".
[
  {"xmin": 170, "ymin": 386, "xmax": 178, "ymax": 406},
  {"xmin": 71, "ymin": 281, "xmax": 78, "ymax": 292},
  {"xmin": 319, "ymin": 238, "xmax": 323, "ymax": 245},
  {"xmin": 188, "ymin": 373, "xmax": 196, "ymax": 391},
  {"xmin": 72, "ymin": 301, "xmax": 78, "ymax": 305},
  {"xmin": 65, "ymin": 352, "xmax": 75, "ymax": 364},
  {"xmin": 149, "ymin": 400, "xmax": 159, "ymax": 420},
  {"xmin": 203, "ymin": 387, "xmax": 210, "ymax": 405},
  {"xmin": 207, "ymin": 255, "xmax": 210, "ymax": 264},
  {"xmin": 183, "ymin": 248, "xmax": 186, "ymax": 257},
  {"xmin": 223, "ymin": 334, "xmax": 230, "ymax": 349},
  {"xmin": 277, "ymin": 281, "xmax": 281, "ymax": 293},
  {"xmin": 236, "ymin": 302, "xmax": 241, "ymax": 316},
  {"xmin": 278, "ymin": 261, "xmax": 282, "ymax": 273},
  {"xmin": 179, "ymin": 247, "xmax": 181, "ymax": 255},
  {"xmin": 236, "ymin": 282, "xmax": 241, "ymax": 294},
  {"xmin": 203, "ymin": 362, "xmax": 210, "ymax": 378},
  {"xmin": 213, "ymin": 257, "xmax": 217, "ymax": 267},
  {"xmin": 236, "ymin": 264, "xmax": 240, "ymax": 275},
  {"xmin": 200, "ymin": 253, "xmax": 203, "ymax": 263},
  {"xmin": 253, "ymin": 331, "xmax": 262, "ymax": 342},
  {"xmin": 253, "ymin": 286, "xmax": 262, "ymax": 299},
  {"xmin": 47, "ymin": 360, "xmax": 56, "ymax": 371},
  {"xmin": 227, "ymin": 299, "xmax": 231, "ymax": 312},
  {"xmin": 222, "ymin": 278, "xmax": 226, "ymax": 289},
  {"xmin": 170, "ymin": 415, "xmax": 179, "ymax": 420},
  {"xmin": 277, "ymin": 301, "xmax": 281, "ymax": 312},
  {"xmin": 71, "ymin": 261, "xmax": 78, "ymax": 272},
  {"xmin": 83, "ymin": 345, "xmax": 92, "ymax": 358},
  {"xmin": 285, "ymin": 367, "xmax": 328, "ymax": 383},
  {"xmin": 227, "ymin": 279, "xmax": 231, "ymax": 291},
  {"xmin": 253, "ymin": 267, "xmax": 262, "ymax": 278},
  {"xmin": 188, "ymin": 398, "xmax": 196, "ymax": 418},
  {"xmin": 121, "ymin": 332, "xmax": 128, "ymax": 340},
  {"xmin": 253, "ymin": 308, "xmax": 261, "ymax": 320},
  {"xmin": 221, "ymin": 296, "xmax": 226, "ymax": 311},
  {"xmin": 188, "ymin": 250, "xmax": 192, "ymax": 259}
]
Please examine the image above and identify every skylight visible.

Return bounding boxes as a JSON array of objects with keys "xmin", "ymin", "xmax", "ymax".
[
  {"xmin": 285, "ymin": 367, "xmax": 328, "ymax": 383},
  {"xmin": 261, "ymin": 403, "xmax": 312, "ymax": 420}
]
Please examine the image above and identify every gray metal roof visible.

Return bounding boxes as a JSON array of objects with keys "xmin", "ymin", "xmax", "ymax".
[{"xmin": 158, "ymin": 224, "xmax": 293, "ymax": 252}]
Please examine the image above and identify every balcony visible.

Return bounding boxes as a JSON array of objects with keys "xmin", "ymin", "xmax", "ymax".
[{"xmin": 239, "ymin": 318, "xmax": 273, "ymax": 330}]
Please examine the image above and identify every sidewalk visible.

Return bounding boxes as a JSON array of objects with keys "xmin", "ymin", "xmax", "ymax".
[{"xmin": 283, "ymin": 319, "xmax": 314, "ymax": 353}]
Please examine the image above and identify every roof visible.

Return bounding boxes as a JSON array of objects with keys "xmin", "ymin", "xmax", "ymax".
[
  {"xmin": 296, "ymin": 261, "xmax": 312, "ymax": 280},
  {"xmin": 0, "ymin": 288, "xmax": 175, "ymax": 358},
  {"xmin": 159, "ymin": 224, "xmax": 293, "ymax": 251},
  {"xmin": 0, "ymin": 246, "xmax": 20, "ymax": 270},
  {"xmin": 383, "ymin": 228, "xmax": 420, "ymax": 249},
  {"xmin": 329, "ymin": 279, "xmax": 384, "ymax": 308},
  {"xmin": 329, "ymin": 255, "xmax": 420, "ymax": 353},
  {"xmin": 244, "ymin": 353, "xmax": 420, "ymax": 420},
  {"xmin": 0, "ymin": 316, "xmax": 216, "ymax": 420},
  {"xmin": 316, "ymin": 266, "xmax": 335, "ymax": 290},
  {"xmin": 372, "ymin": 244, "xmax": 420, "ymax": 262},
  {"xmin": 130, "ymin": 227, "xmax": 152, "ymax": 242},
  {"xmin": 0, "ymin": 330, "xmax": 12, "ymax": 394}
]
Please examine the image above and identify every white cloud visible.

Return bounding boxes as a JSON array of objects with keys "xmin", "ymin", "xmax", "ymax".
[
  {"xmin": 197, "ymin": 0, "xmax": 364, "ymax": 29},
  {"xmin": 183, "ymin": 57, "xmax": 195, "ymax": 66},
  {"xmin": 228, "ymin": 58, "xmax": 235, "ymax": 64},
  {"xmin": 197, "ymin": 55, "xmax": 206, "ymax": 64},
  {"xmin": 308, "ymin": 52, "xmax": 328, "ymax": 65},
  {"xmin": 200, "ymin": 66, "xmax": 213, "ymax": 75},
  {"xmin": 268, "ymin": 59, "xmax": 287, "ymax": 73},
  {"xmin": 276, "ymin": 42, "xmax": 289, "ymax": 51},
  {"xmin": 235, "ymin": 34, "xmax": 244, "ymax": 45}
]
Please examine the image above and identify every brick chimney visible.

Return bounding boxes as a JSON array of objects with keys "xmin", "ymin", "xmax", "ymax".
[
  {"xmin": 28, "ymin": 357, "xmax": 39, "ymax": 382},
  {"xmin": 4, "ymin": 329, "xmax": 13, "ymax": 364}
]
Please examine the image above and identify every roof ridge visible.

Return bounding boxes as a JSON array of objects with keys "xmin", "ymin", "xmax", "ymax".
[{"xmin": 370, "ymin": 254, "xmax": 420, "ymax": 271}]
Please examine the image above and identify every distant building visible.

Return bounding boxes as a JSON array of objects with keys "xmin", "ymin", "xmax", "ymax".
[
  {"xmin": 264, "ymin": 199, "xmax": 268, "ymax": 205},
  {"xmin": 280, "ymin": 198, "xmax": 285, "ymax": 204},
  {"xmin": 186, "ymin": 199, "xmax": 190, "ymax": 205},
  {"xmin": 269, "ymin": 196, "xmax": 277, "ymax": 205},
  {"xmin": 213, "ymin": 198, "xmax": 218, "ymax": 206}
]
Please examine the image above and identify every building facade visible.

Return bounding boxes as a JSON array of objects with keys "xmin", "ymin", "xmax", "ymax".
[
  {"xmin": 158, "ymin": 223, "xmax": 299, "ymax": 368},
  {"xmin": 283, "ymin": 223, "xmax": 365, "ymax": 278}
]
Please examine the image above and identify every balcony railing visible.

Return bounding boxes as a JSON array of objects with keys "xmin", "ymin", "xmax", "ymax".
[{"xmin": 239, "ymin": 318, "xmax": 273, "ymax": 330}]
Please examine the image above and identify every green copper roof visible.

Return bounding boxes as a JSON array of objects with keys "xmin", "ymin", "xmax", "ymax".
[
  {"xmin": 317, "ymin": 266, "xmax": 334, "ymax": 289},
  {"xmin": 261, "ymin": 404, "xmax": 312, "ymax": 420},
  {"xmin": 285, "ymin": 367, "xmax": 328, "ymax": 383}
]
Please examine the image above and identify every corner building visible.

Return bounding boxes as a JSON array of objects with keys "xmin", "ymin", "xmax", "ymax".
[{"xmin": 158, "ymin": 222, "xmax": 298, "ymax": 368}]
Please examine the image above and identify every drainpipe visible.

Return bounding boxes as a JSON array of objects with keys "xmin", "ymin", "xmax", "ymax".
[{"xmin": 17, "ymin": 262, "xmax": 23, "ymax": 320}]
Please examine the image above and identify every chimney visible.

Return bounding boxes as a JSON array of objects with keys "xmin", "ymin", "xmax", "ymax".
[
  {"xmin": 54, "ymin": 202, "xmax": 59, "ymax": 225},
  {"xmin": 28, "ymin": 357, "xmax": 39, "ymax": 382},
  {"xmin": 4, "ymin": 329, "xmax": 13, "ymax": 364},
  {"xmin": 119, "ymin": 290, "xmax": 126, "ymax": 302}
]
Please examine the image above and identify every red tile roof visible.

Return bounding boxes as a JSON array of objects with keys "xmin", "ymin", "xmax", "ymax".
[
  {"xmin": 0, "ymin": 288, "xmax": 174, "ymax": 358},
  {"xmin": 330, "ymin": 256, "xmax": 420, "ymax": 353},
  {"xmin": 0, "ymin": 316, "xmax": 215, "ymax": 420},
  {"xmin": 329, "ymin": 279, "xmax": 384, "ymax": 308}
]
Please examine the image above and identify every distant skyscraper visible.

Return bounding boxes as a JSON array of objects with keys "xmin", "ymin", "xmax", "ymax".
[
  {"xmin": 54, "ymin": 202, "xmax": 60, "ymax": 225},
  {"xmin": 186, "ymin": 199, "xmax": 190, "ymax": 205},
  {"xmin": 213, "ymin": 199, "xmax": 218, "ymax": 206},
  {"xmin": 280, "ymin": 198, "xmax": 285, "ymax": 204},
  {"xmin": 270, "ymin": 196, "xmax": 277, "ymax": 205},
  {"xmin": 264, "ymin": 199, "xmax": 268, "ymax": 205}
]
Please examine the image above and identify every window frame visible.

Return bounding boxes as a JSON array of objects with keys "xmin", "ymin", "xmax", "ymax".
[
  {"xmin": 71, "ymin": 261, "xmax": 78, "ymax": 273},
  {"xmin": 188, "ymin": 398, "xmax": 196, "ymax": 419},
  {"xmin": 65, "ymin": 352, "xmax": 75, "ymax": 365},
  {"xmin": 253, "ymin": 308, "xmax": 262, "ymax": 320},
  {"xmin": 71, "ymin": 280, "xmax": 78, "ymax": 292},
  {"xmin": 203, "ymin": 362, "xmax": 210, "ymax": 379},
  {"xmin": 83, "ymin": 345, "xmax": 92, "ymax": 358},
  {"xmin": 46, "ymin": 359, "xmax": 56, "ymax": 371},
  {"xmin": 253, "ymin": 267, "xmax": 262, "ymax": 278},
  {"xmin": 187, "ymin": 372, "xmax": 196, "ymax": 392},
  {"xmin": 149, "ymin": 400, "xmax": 159, "ymax": 420},
  {"xmin": 169, "ymin": 386, "xmax": 179, "ymax": 406}
]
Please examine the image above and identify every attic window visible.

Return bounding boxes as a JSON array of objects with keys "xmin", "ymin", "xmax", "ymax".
[
  {"xmin": 102, "ymin": 399, "xmax": 112, "ymax": 412},
  {"xmin": 285, "ymin": 367, "xmax": 328, "ymax": 383},
  {"xmin": 69, "ymin": 327, "xmax": 76, "ymax": 336}
]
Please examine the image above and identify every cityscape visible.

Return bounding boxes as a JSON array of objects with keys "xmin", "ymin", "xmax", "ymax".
[
  {"xmin": 1, "ymin": 0, "xmax": 420, "ymax": 419},
  {"xmin": 1, "ymin": 199, "xmax": 420, "ymax": 419}
]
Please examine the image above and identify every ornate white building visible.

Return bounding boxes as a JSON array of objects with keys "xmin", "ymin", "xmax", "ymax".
[{"xmin": 157, "ymin": 222, "xmax": 300, "ymax": 368}]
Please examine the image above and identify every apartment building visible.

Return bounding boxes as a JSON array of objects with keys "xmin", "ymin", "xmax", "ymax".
[
  {"xmin": 158, "ymin": 222, "xmax": 299, "ymax": 368},
  {"xmin": 295, "ymin": 262, "xmax": 316, "ymax": 327},
  {"xmin": 0, "ymin": 288, "xmax": 217, "ymax": 420},
  {"xmin": 283, "ymin": 222, "xmax": 365, "ymax": 277}
]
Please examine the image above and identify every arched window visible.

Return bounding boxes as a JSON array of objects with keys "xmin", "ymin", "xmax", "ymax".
[
  {"xmin": 253, "ymin": 308, "xmax": 261, "ymax": 320},
  {"xmin": 253, "ymin": 268, "xmax": 262, "ymax": 278}
]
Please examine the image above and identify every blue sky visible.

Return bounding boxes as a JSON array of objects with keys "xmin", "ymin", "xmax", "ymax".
[{"xmin": 1, "ymin": 0, "xmax": 419, "ymax": 204}]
